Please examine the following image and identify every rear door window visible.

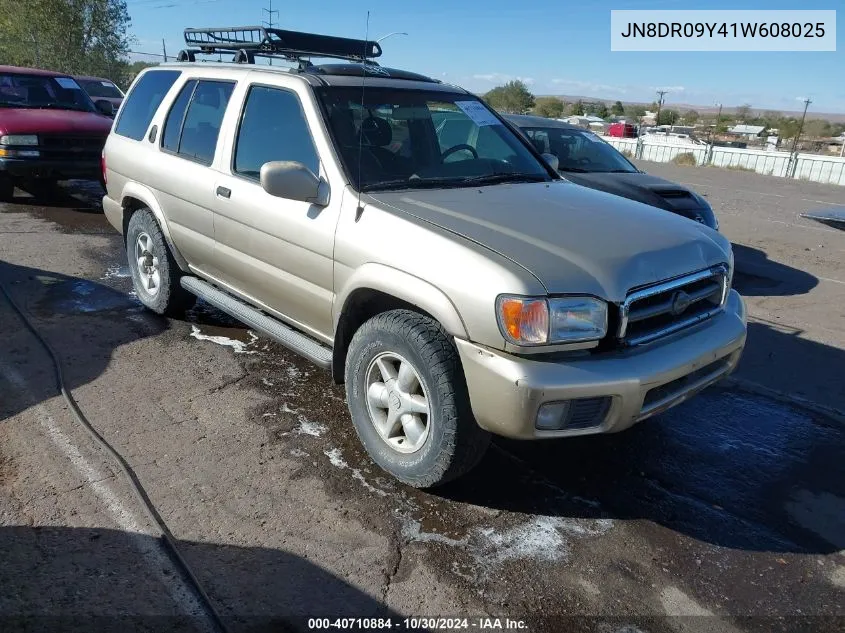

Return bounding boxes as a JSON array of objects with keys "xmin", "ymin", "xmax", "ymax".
[
  {"xmin": 162, "ymin": 80, "xmax": 197, "ymax": 152},
  {"xmin": 177, "ymin": 80, "xmax": 235, "ymax": 165},
  {"xmin": 114, "ymin": 70, "xmax": 181, "ymax": 141}
]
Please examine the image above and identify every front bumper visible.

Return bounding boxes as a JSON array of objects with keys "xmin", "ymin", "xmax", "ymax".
[
  {"xmin": 0, "ymin": 157, "xmax": 101, "ymax": 180},
  {"xmin": 456, "ymin": 289, "xmax": 747, "ymax": 439}
]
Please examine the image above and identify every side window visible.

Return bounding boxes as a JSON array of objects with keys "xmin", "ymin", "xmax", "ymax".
[
  {"xmin": 115, "ymin": 70, "xmax": 181, "ymax": 141},
  {"xmin": 234, "ymin": 86, "xmax": 319, "ymax": 179},
  {"xmin": 178, "ymin": 80, "xmax": 235, "ymax": 165},
  {"xmin": 162, "ymin": 80, "xmax": 197, "ymax": 152}
]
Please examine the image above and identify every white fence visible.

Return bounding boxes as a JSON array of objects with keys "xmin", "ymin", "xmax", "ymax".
[{"xmin": 600, "ymin": 136, "xmax": 845, "ymax": 186}]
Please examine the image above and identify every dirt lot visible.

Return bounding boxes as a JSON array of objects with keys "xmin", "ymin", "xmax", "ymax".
[{"xmin": 1, "ymin": 168, "xmax": 844, "ymax": 633}]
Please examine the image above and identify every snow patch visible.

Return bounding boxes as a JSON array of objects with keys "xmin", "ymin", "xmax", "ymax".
[
  {"xmin": 101, "ymin": 264, "xmax": 130, "ymax": 280},
  {"xmin": 297, "ymin": 418, "xmax": 328, "ymax": 437},
  {"xmin": 324, "ymin": 448, "xmax": 389, "ymax": 496},
  {"xmin": 290, "ymin": 448, "xmax": 309, "ymax": 458},
  {"xmin": 189, "ymin": 325, "xmax": 258, "ymax": 354}
]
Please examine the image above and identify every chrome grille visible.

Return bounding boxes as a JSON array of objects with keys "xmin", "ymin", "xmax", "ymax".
[{"xmin": 618, "ymin": 265, "xmax": 729, "ymax": 346}]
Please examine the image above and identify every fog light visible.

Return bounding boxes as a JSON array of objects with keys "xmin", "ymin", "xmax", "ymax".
[{"xmin": 536, "ymin": 401, "xmax": 571, "ymax": 430}]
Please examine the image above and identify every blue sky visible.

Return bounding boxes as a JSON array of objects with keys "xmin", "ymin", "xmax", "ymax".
[{"xmin": 126, "ymin": 0, "xmax": 844, "ymax": 114}]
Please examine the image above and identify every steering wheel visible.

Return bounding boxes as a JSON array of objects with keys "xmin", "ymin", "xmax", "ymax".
[{"xmin": 441, "ymin": 144, "xmax": 478, "ymax": 161}]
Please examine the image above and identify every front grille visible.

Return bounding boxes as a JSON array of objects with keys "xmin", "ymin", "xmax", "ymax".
[
  {"xmin": 565, "ymin": 397, "xmax": 612, "ymax": 430},
  {"xmin": 39, "ymin": 135, "xmax": 105, "ymax": 160},
  {"xmin": 619, "ymin": 265, "xmax": 729, "ymax": 346}
]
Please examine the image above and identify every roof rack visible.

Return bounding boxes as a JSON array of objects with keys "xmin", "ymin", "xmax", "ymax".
[{"xmin": 178, "ymin": 26, "xmax": 382, "ymax": 65}]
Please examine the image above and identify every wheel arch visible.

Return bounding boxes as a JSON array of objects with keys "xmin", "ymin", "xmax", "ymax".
[
  {"xmin": 331, "ymin": 264, "xmax": 469, "ymax": 384},
  {"xmin": 120, "ymin": 183, "xmax": 190, "ymax": 272}
]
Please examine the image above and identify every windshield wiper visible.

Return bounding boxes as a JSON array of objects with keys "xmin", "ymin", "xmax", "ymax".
[
  {"xmin": 459, "ymin": 173, "xmax": 547, "ymax": 186},
  {"xmin": 603, "ymin": 169, "xmax": 636, "ymax": 173},
  {"xmin": 361, "ymin": 177, "xmax": 465, "ymax": 192},
  {"xmin": 33, "ymin": 103, "xmax": 89, "ymax": 112}
]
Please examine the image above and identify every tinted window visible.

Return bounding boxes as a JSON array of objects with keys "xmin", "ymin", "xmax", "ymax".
[
  {"xmin": 522, "ymin": 127, "xmax": 637, "ymax": 174},
  {"xmin": 178, "ymin": 80, "xmax": 234, "ymax": 164},
  {"xmin": 0, "ymin": 73, "xmax": 96, "ymax": 112},
  {"xmin": 80, "ymin": 79, "xmax": 123, "ymax": 99},
  {"xmin": 162, "ymin": 80, "xmax": 197, "ymax": 152},
  {"xmin": 234, "ymin": 86, "xmax": 319, "ymax": 178},
  {"xmin": 115, "ymin": 70, "xmax": 180, "ymax": 141}
]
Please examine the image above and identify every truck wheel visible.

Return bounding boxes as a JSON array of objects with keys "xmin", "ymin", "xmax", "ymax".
[
  {"xmin": 345, "ymin": 309, "xmax": 490, "ymax": 488},
  {"xmin": 0, "ymin": 176, "xmax": 14, "ymax": 202},
  {"xmin": 126, "ymin": 208, "xmax": 195, "ymax": 316}
]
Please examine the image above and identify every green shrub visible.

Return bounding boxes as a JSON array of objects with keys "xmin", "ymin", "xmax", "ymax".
[{"xmin": 672, "ymin": 152, "xmax": 697, "ymax": 166}]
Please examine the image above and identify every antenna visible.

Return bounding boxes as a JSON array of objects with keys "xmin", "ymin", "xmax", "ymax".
[
  {"xmin": 355, "ymin": 10, "xmax": 370, "ymax": 219},
  {"xmin": 262, "ymin": 0, "xmax": 279, "ymax": 64}
]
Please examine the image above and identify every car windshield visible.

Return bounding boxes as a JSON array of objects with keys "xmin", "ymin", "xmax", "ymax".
[
  {"xmin": 520, "ymin": 126, "xmax": 638, "ymax": 174},
  {"xmin": 0, "ymin": 73, "xmax": 97, "ymax": 112},
  {"xmin": 316, "ymin": 87, "xmax": 551, "ymax": 192},
  {"xmin": 79, "ymin": 79, "xmax": 123, "ymax": 99}
]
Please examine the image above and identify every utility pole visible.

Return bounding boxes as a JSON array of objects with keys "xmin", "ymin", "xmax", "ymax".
[
  {"xmin": 262, "ymin": 0, "xmax": 280, "ymax": 65},
  {"xmin": 710, "ymin": 102, "xmax": 722, "ymax": 142},
  {"xmin": 655, "ymin": 89, "xmax": 667, "ymax": 130},
  {"xmin": 790, "ymin": 97, "xmax": 812, "ymax": 155},
  {"xmin": 162, "ymin": 38, "xmax": 168, "ymax": 62}
]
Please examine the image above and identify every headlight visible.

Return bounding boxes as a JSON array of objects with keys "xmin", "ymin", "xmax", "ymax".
[
  {"xmin": 0, "ymin": 134, "xmax": 38, "ymax": 145},
  {"xmin": 496, "ymin": 295, "xmax": 608, "ymax": 346}
]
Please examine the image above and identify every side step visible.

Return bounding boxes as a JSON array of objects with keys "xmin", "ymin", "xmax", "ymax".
[{"xmin": 180, "ymin": 276, "xmax": 333, "ymax": 369}]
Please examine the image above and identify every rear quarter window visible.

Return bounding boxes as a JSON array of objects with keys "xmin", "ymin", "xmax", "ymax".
[{"xmin": 114, "ymin": 70, "xmax": 181, "ymax": 141}]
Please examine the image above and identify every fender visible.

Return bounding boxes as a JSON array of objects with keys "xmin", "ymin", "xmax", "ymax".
[
  {"xmin": 334, "ymin": 263, "xmax": 469, "ymax": 340},
  {"xmin": 120, "ymin": 181, "xmax": 190, "ymax": 272}
]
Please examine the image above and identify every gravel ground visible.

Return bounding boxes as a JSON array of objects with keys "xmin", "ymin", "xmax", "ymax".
[{"xmin": 1, "ymin": 173, "xmax": 843, "ymax": 633}]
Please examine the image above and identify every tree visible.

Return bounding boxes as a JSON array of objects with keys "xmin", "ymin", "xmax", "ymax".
[
  {"xmin": 593, "ymin": 102, "xmax": 609, "ymax": 119},
  {"xmin": 735, "ymin": 103, "xmax": 753, "ymax": 122},
  {"xmin": 657, "ymin": 109, "xmax": 680, "ymax": 126},
  {"xmin": 610, "ymin": 100, "xmax": 625, "ymax": 116},
  {"xmin": 532, "ymin": 96, "xmax": 565, "ymax": 119},
  {"xmin": 483, "ymin": 80, "xmax": 535, "ymax": 114},
  {"xmin": 0, "ymin": 0, "xmax": 132, "ymax": 83},
  {"xmin": 570, "ymin": 100, "xmax": 585, "ymax": 115},
  {"xmin": 627, "ymin": 105, "xmax": 647, "ymax": 119},
  {"xmin": 681, "ymin": 109, "xmax": 699, "ymax": 125}
]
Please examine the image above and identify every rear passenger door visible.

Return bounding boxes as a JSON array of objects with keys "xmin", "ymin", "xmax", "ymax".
[
  {"xmin": 210, "ymin": 82, "xmax": 340, "ymax": 342},
  {"xmin": 152, "ymin": 79, "xmax": 235, "ymax": 272}
]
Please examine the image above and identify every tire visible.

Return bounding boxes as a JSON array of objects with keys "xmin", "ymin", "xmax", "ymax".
[
  {"xmin": 126, "ymin": 208, "xmax": 195, "ymax": 316},
  {"xmin": 345, "ymin": 309, "xmax": 490, "ymax": 488},
  {"xmin": 0, "ymin": 176, "xmax": 13, "ymax": 202}
]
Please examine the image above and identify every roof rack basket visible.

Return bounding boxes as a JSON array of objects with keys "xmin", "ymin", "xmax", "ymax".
[{"xmin": 178, "ymin": 26, "xmax": 382, "ymax": 65}]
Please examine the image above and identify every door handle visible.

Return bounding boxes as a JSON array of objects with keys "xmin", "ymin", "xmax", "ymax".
[{"xmin": 216, "ymin": 186, "xmax": 231, "ymax": 199}]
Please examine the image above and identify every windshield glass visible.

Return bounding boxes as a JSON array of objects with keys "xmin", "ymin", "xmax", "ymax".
[
  {"xmin": 520, "ymin": 126, "xmax": 637, "ymax": 174},
  {"xmin": 316, "ymin": 87, "xmax": 551, "ymax": 191},
  {"xmin": 0, "ymin": 73, "xmax": 97, "ymax": 112},
  {"xmin": 79, "ymin": 79, "xmax": 123, "ymax": 99}
]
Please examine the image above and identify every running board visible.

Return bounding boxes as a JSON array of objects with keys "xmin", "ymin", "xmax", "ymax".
[{"xmin": 180, "ymin": 276, "xmax": 333, "ymax": 369}]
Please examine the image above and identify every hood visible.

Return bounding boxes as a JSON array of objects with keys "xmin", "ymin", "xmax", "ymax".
[
  {"xmin": 369, "ymin": 181, "xmax": 730, "ymax": 302},
  {"xmin": 561, "ymin": 171, "xmax": 717, "ymax": 228},
  {"xmin": 0, "ymin": 108, "xmax": 112, "ymax": 136}
]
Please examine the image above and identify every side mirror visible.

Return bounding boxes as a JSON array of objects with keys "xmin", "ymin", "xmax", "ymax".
[
  {"xmin": 95, "ymin": 99, "xmax": 115, "ymax": 117},
  {"xmin": 541, "ymin": 152, "xmax": 560, "ymax": 171},
  {"xmin": 260, "ymin": 161, "xmax": 329, "ymax": 206}
]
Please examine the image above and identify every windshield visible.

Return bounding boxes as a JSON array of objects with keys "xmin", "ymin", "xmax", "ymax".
[
  {"xmin": 316, "ymin": 87, "xmax": 551, "ymax": 192},
  {"xmin": 0, "ymin": 73, "xmax": 97, "ymax": 112},
  {"xmin": 79, "ymin": 79, "xmax": 123, "ymax": 99},
  {"xmin": 520, "ymin": 126, "xmax": 638, "ymax": 174}
]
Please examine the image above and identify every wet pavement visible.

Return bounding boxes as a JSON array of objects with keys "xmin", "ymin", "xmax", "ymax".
[{"xmin": 1, "ymin": 177, "xmax": 844, "ymax": 631}]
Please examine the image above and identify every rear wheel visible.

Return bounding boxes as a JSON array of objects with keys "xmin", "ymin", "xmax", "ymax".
[
  {"xmin": 126, "ymin": 208, "xmax": 195, "ymax": 316},
  {"xmin": 345, "ymin": 309, "xmax": 490, "ymax": 488}
]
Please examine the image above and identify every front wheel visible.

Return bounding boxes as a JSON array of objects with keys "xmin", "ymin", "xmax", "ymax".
[{"xmin": 345, "ymin": 310, "xmax": 490, "ymax": 488}]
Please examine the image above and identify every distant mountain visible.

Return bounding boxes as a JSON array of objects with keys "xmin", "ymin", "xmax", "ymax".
[{"xmin": 537, "ymin": 94, "xmax": 845, "ymax": 122}]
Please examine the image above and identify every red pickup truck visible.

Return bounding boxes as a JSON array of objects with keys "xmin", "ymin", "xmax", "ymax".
[{"xmin": 0, "ymin": 65, "xmax": 114, "ymax": 201}]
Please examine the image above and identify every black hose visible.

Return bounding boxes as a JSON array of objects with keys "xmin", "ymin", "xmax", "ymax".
[{"xmin": 1, "ymin": 283, "xmax": 229, "ymax": 633}]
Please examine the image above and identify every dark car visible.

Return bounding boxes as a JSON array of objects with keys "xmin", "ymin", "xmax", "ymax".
[
  {"xmin": 74, "ymin": 75, "xmax": 125, "ymax": 113},
  {"xmin": 0, "ymin": 65, "xmax": 113, "ymax": 200},
  {"xmin": 505, "ymin": 114, "xmax": 718, "ymax": 230}
]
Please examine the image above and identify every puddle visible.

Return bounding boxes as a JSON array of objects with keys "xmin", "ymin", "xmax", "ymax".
[{"xmin": 33, "ymin": 278, "xmax": 142, "ymax": 316}]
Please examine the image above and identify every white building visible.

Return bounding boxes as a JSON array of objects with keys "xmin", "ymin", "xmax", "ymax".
[{"xmin": 728, "ymin": 124, "xmax": 766, "ymax": 140}]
